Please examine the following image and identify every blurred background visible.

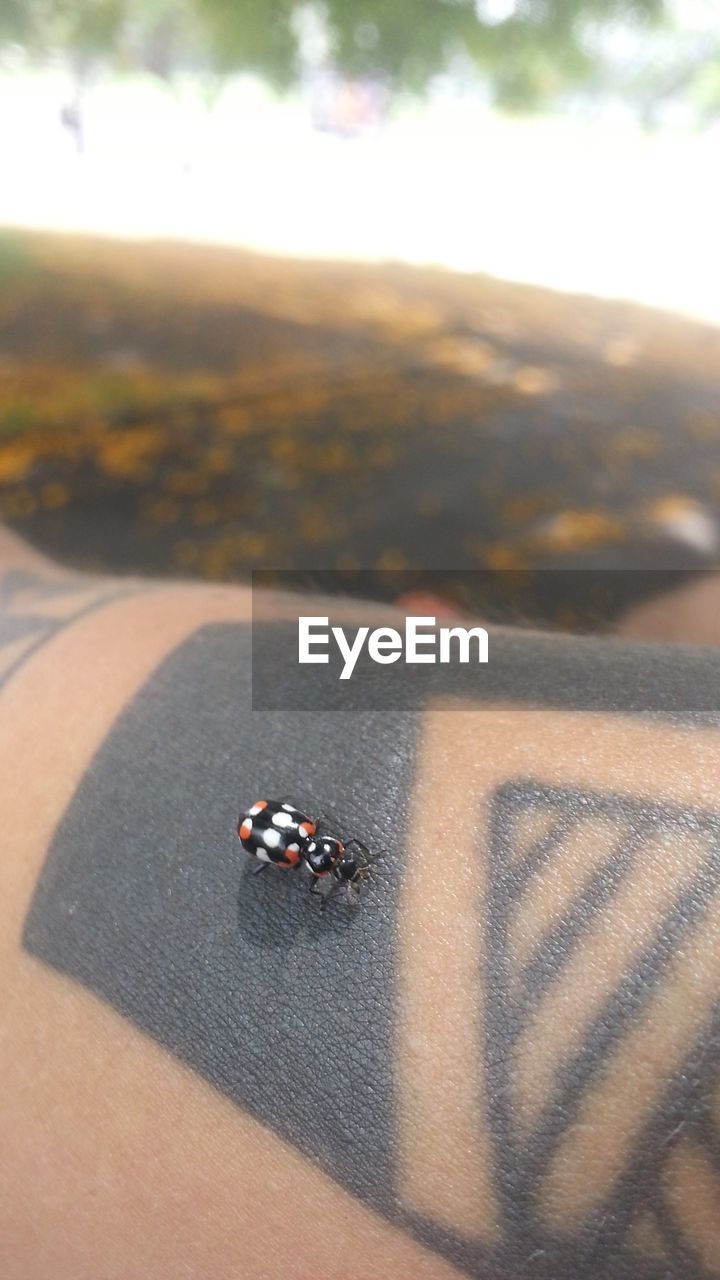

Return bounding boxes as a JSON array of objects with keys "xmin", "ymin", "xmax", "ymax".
[{"xmin": 1, "ymin": 0, "xmax": 719, "ymax": 625}]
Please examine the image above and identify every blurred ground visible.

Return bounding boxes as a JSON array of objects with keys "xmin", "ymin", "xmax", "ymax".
[{"xmin": 1, "ymin": 229, "xmax": 719, "ymax": 625}]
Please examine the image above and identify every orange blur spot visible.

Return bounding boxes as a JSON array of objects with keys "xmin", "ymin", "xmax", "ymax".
[{"xmin": 239, "ymin": 820, "xmax": 252, "ymax": 840}]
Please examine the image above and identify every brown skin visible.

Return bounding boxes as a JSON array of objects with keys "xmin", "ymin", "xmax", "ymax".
[
  {"xmin": 615, "ymin": 571, "xmax": 720, "ymax": 646},
  {"xmin": 1, "ymin": 531, "xmax": 720, "ymax": 1279}
]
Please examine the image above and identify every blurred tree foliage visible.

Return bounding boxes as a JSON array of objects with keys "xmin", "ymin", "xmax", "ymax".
[{"xmin": 0, "ymin": 0, "xmax": 714, "ymax": 113}]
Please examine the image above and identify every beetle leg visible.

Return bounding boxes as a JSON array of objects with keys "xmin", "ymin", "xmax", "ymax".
[{"xmin": 309, "ymin": 876, "xmax": 329, "ymax": 908}]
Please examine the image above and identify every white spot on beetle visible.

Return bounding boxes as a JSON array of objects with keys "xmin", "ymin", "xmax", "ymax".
[{"xmin": 272, "ymin": 811, "xmax": 294, "ymax": 828}]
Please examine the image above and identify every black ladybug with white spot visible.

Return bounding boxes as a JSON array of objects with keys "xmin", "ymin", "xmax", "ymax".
[{"xmin": 237, "ymin": 799, "xmax": 370, "ymax": 902}]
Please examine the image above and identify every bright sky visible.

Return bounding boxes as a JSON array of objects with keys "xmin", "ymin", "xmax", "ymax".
[{"xmin": 1, "ymin": 70, "xmax": 719, "ymax": 326}]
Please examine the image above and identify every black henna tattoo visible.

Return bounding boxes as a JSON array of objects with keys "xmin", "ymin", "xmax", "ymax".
[{"xmin": 19, "ymin": 621, "xmax": 720, "ymax": 1278}]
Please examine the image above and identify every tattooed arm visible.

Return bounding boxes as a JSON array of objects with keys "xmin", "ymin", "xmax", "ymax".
[{"xmin": 1, "ymin": 538, "xmax": 719, "ymax": 1280}]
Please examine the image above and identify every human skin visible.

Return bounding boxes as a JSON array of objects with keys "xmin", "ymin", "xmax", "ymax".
[{"xmin": 1, "ymin": 529, "xmax": 720, "ymax": 1280}]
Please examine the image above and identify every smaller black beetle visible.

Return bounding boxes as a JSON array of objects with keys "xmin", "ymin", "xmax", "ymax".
[{"xmin": 237, "ymin": 799, "xmax": 370, "ymax": 903}]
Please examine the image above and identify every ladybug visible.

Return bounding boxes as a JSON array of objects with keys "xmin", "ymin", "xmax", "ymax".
[{"xmin": 237, "ymin": 799, "xmax": 369, "ymax": 902}]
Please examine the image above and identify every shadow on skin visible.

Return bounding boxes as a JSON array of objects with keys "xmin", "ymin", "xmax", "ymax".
[{"xmin": 236, "ymin": 861, "xmax": 359, "ymax": 949}]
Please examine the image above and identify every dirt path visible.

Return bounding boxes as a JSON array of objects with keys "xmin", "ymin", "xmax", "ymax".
[{"xmin": 1, "ymin": 231, "xmax": 719, "ymax": 624}]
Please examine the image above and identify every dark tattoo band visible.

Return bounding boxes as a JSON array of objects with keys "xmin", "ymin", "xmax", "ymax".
[{"xmin": 20, "ymin": 620, "xmax": 720, "ymax": 1278}]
